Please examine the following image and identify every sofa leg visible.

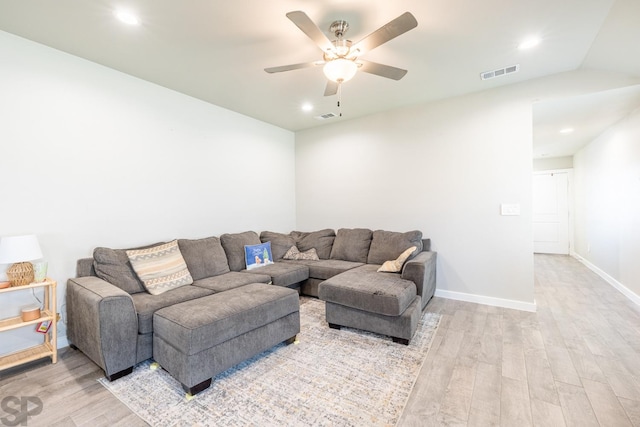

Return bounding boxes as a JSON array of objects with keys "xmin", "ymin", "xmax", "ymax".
[
  {"xmin": 105, "ymin": 366, "xmax": 133, "ymax": 381},
  {"xmin": 328, "ymin": 323, "xmax": 341, "ymax": 330},
  {"xmin": 285, "ymin": 335, "xmax": 297, "ymax": 345},
  {"xmin": 69, "ymin": 343, "xmax": 78, "ymax": 350},
  {"xmin": 392, "ymin": 337, "xmax": 410, "ymax": 346},
  {"xmin": 183, "ymin": 378, "xmax": 212, "ymax": 396}
]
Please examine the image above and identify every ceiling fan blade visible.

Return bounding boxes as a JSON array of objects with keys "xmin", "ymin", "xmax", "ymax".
[
  {"xmin": 286, "ymin": 11, "xmax": 335, "ymax": 53},
  {"xmin": 351, "ymin": 12, "xmax": 418, "ymax": 56},
  {"xmin": 264, "ymin": 61, "xmax": 320, "ymax": 73},
  {"xmin": 324, "ymin": 81, "xmax": 339, "ymax": 96},
  {"xmin": 358, "ymin": 60, "xmax": 408, "ymax": 80}
]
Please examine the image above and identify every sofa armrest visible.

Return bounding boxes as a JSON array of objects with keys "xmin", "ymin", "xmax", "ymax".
[
  {"xmin": 66, "ymin": 276, "xmax": 138, "ymax": 378},
  {"xmin": 401, "ymin": 251, "xmax": 437, "ymax": 310}
]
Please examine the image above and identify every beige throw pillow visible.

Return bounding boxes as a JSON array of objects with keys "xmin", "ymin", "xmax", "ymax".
[
  {"xmin": 377, "ymin": 246, "xmax": 417, "ymax": 273},
  {"xmin": 283, "ymin": 245, "xmax": 320, "ymax": 261},
  {"xmin": 126, "ymin": 240, "xmax": 193, "ymax": 295}
]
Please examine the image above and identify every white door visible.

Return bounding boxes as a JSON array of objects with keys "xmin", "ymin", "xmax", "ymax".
[{"xmin": 533, "ymin": 171, "xmax": 570, "ymax": 254}]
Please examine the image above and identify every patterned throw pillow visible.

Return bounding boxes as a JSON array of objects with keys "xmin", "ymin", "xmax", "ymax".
[
  {"xmin": 377, "ymin": 246, "xmax": 417, "ymax": 273},
  {"xmin": 283, "ymin": 246, "xmax": 320, "ymax": 261},
  {"xmin": 244, "ymin": 242, "xmax": 274, "ymax": 270},
  {"xmin": 126, "ymin": 240, "xmax": 193, "ymax": 295}
]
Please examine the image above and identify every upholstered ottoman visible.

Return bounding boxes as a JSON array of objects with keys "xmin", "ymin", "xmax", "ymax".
[
  {"xmin": 153, "ymin": 282, "xmax": 300, "ymax": 395},
  {"xmin": 318, "ymin": 265, "xmax": 422, "ymax": 345}
]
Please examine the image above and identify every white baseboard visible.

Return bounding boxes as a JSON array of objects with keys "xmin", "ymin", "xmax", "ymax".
[
  {"xmin": 434, "ymin": 289, "xmax": 537, "ymax": 312},
  {"xmin": 571, "ymin": 251, "xmax": 640, "ymax": 306}
]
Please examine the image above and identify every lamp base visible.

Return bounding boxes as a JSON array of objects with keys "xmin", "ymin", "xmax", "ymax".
[{"xmin": 7, "ymin": 262, "xmax": 35, "ymax": 287}]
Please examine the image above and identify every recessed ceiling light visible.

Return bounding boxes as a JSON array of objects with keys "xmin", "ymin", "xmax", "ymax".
[
  {"xmin": 114, "ymin": 9, "xmax": 140, "ymax": 25},
  {"xmin": 302, "ymin": 103, "xmax": 313, "ymax": 112},
  {"xmin": 559, "ymin": 127, "xmax": 574, "ymax": 134},
  {"xmin": 518, "ymin": 37, "xmax": 540, "ymax": 50}
]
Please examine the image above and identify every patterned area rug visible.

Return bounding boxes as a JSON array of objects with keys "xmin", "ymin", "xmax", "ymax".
[{"xmin": 98, "ymin": 298, "xmax": 440, "ymax": 427}]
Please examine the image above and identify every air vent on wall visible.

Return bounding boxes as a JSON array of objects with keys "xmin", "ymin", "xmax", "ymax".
[
  {"xmin": 480, "ymin": 64, "xmax": 519, "ymax": 80},
  {"xmin": 315, "ymin": 112, "xmax": 338, "ymax": 120}
]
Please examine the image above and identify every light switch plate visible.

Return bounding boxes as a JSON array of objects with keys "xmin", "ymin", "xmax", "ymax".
[{"xmin": 501, "ymin": 203, "xmax": 520, "ymax": 216}]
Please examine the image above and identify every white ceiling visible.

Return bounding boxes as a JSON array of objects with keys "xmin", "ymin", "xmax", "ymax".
[{"xmin": 1, "ymin": 0, "xmax": 639, "ymax": 155}]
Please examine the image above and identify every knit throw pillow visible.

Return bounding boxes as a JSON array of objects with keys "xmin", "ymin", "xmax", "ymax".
[
  {"xmin": 126, "ymin": 240, "xmax": 193, "ymax": 295},
  {"xmin": 283, "ymin": 246, "xmax": 320, "ymax": 261},
  {"xmin": 377, "ymin": 246, "xmax": 417, "ymax": 273}
]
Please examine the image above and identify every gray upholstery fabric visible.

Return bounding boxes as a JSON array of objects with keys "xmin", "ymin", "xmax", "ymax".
[
  {"xmin": 283, "ymin": 259, "xmax": 363, "ymax": 280},
  {"xmin": 192, "ymin": 271, "xmax": 271, "ymax": 292},
  {"xmin": 136, "ymin": 333, "xmax": 153, "ymax": 364},
  {"xmin": 325, "ymin": 296, "xmax": 421, "ymax": 341},
  {"xmin": 402, "ymin": 251, "xmax": 437, "ymax": 309},
  {"xmin": 290, "ymin": 229, "xmax": 335, "ymax": 259},
  {"xmin": 153, "ymin": 283, "xmax": 299, "ymax": 355},
  {"xmin": 154, "ymin": 312, "xmax": 299, "ymax": 388},
  {"xmin": 131, "ymin": 285, "xmax": 214, "ymax": 334},
  {"xmin": 300, "ymin": 278, "xmax": 324, "ymax": 297},
  {"xmin": 178, "ymin": 236, "xmax": 230, "ymax": 280},
  {"xmin": 318, "ymin": 264, "xmax": 416, "ymax": 316},
  {"xmin": 66, "ymin": 276, "xmax": 138, "ymax": 377},
  {"xmin": 76, "ymin": 258, "xmax": 95, "ymax": 277},
  {"xmin": 93, "ymin": 242, "xmax": 165, "ymax": 294},
  {"xmin": 220, "ymin": 231, "xmax": 261, "ymax": 271},
  {"xmin": 367, "ymin": 230, "xmax": 423, "ymax": 265},
  {"xmin": 259, "ymin": 231, "xmax": 296, "ymax": 261},
  {"xmin": 242, "ymin": 262, "xmax": 309, "ymax": 287},
  {"xmin": 329, "ymin": 228, "xmax": 373, "ymax": 263}
]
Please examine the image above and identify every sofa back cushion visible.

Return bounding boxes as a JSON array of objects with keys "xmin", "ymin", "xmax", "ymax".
[
  {"xmin": 178, "ymin": 236, "xmax": 230, "ymax": 281},
  {"xmin": 93, "ymin": 241, "xmax": 166, "ymax": 294},
  {"xmin": 260, "ymin": 231, "xmax": 296, "ymax": 261},
  {"xmin": 126, "ymin": 240, "xmax": 193, "ymax": 296},
  {"xmin": 367, "ymin": 230, "xmax": 423, "ymax": 265},
  {"xmin": 290, "ymin": 229, "xmax": 336, "ymax": 260},
  {"xmin": 329, "ymin": 228, "xmax": 373, "ymax": 263},
  {"xmin": 220, "ymin": 231, "xmax": 261, "ymax": 271}
]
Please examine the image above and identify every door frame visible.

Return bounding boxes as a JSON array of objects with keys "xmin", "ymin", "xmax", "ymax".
[{"xmin": 533, "ymin": 168, "xmax": 574, "ymax": 254}]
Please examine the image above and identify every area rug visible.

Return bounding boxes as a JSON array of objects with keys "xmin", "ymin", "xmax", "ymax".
[{"xmin": 98, "ymin": 298, "xmax": 440, "ymax": 427}]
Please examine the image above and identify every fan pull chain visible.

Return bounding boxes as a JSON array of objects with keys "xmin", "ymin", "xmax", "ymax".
[{"xmin": 337, "ymin": 82, "xmax": 343, "ymax": 117}]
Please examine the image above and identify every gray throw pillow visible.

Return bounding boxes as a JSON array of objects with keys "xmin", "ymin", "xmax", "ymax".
[
  {"xmin": 290, "ymin": 229, "xmax": 336, "ymax": 260},
  {"xmin": 329, "ymin": 228, "xmax": 373, "ymax": 263},
  {"xmin": 178, "ymin": 236, "xmax": 230, "ymax": 281},
  {"xmin": 220, "ymin": 231, "xmax": 261, "ymax": 271},
  {"xmin": 367, "ymin": 230, "xmax": 423, "ymax": 265}
]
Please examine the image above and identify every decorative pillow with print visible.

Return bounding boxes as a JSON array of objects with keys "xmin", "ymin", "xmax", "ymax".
[
  {"xmin": 126, "ymin": 240, "xmax": 193, "ymax": 295},
  {"xmin": 283, "ymin": 245, "xmax": 320, "ymax": 261},
  {"xmin": 377, "ymin": 246, "xmax": 417, "ymax": 273},
  {"xmin": 245, "ymin": 241, "xmax": 274, "ymax": 270}
]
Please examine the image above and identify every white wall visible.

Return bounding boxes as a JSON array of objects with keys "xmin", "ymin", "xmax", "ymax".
[
  {"xmin": 533, "ymin": 156, "xmax": 574, "ymax": 171},
  {"xmin": 0, "ymin": 31, "xmax": 296, "ymax": 354},
  {"xmin": 296, "ymin": 70, "xmax": 640, "ymax": 310},
  {"xmin": 573, "ymin": 107, "xmax": 640, "ymax": 300}
]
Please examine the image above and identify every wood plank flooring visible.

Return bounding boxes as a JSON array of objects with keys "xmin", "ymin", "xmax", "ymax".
[{"xmin": 1, "ymin": 254, "xmax": 639, "ymax": 426}]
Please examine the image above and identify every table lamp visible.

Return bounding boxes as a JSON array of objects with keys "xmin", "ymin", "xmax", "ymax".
[{"xmin": 0, "ymin": 235, "xmax": 43, "ymax": 286}]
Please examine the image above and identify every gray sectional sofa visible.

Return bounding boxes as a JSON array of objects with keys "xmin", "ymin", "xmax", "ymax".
[{"xmin": 66, "ymin": 227, "xmax": 436, "ymax": 394}]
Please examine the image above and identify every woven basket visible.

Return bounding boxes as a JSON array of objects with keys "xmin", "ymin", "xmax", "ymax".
[{"xmin": 7, "ymin": 262, "xmax": 35, "ymax": 287}]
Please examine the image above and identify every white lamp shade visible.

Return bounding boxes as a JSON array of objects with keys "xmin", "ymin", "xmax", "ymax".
[
  {"xmin": 0, "ymin": 235, "xmax": 43, "ymax": 264},
  {"xmin": 323, "ymin": 59, "xmax": 358, "ymax": 83}
]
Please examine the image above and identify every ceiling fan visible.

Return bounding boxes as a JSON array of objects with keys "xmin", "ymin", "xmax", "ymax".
[{"xmin": 265, "ymin": 11, "xmax": 418, "ymax": 96}]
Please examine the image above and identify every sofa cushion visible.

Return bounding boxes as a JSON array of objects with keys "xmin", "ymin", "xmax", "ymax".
[
  {"xmin": 283, "ymin": 259, "xmax": 363, "ymax": 280},
  {"xmin": 260, "ymin": 231, "xmax": 296, "ymax": 261},
  {"xmin": 329, "ymin": 228, "xmax": 373, "ymax": 263},
  {"xmin": 283, "ymin": 246, "xmax": 319, "ymax": 261},
  {"xmin": 377, "ymin": 246, "xmax": 417, "ymax": 273},
  {"xmin": 290, "ymin": 229, "xmax": 335, "ymax": 260},
  {"xmin": 242, "ymin": 262, "xmax": 309, "ymax": 287},
  {"xmin": 131, "ymin": 285, "xmax": 214, "ymax": 334},
  {"xmin": 178, "ymin": 236, "xmax": 230, "ymax": 281},
  {"xmin": 318, "ymin": 264, "xmax": 416, "ymax": 316},
  {"xmin": 220, "ymin": 231, "xmax": 261, "ymax": 272},
  {"xmin": 192, "ymin": 271, "xmax": 271, "ymax": 293},
  {"xmin": 367, "ymin": 230, "xmax": 423, "ymax": 265},
  {"xmin": 93, "ymin": 242, "xmax": 166, "ymax": 294},
  {"xmin": 126, "ymin": 240, "xmax": 193, "ymax": 296}
]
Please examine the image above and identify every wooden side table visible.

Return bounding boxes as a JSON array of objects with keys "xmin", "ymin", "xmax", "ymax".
[{"xmin": 0, "ymin": 279, "xmax": 57, "ymax": 371}]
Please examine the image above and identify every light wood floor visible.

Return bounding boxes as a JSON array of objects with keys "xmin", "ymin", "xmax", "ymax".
[{"xmin": 1, "ymin": 254, "xmax": 639, "ymax": 426}]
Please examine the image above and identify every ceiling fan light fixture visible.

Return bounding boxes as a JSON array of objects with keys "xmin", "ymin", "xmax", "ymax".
[{"xmin": 323, "ymin": 59, "xmax": 358, "ymax": 83}]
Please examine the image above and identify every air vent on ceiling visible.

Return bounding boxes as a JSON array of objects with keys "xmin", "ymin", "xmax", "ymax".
[
  {"xmin": 480, "ymin": 64, "xmax": 519, "ymax": 81},
  {"xmin": 315, "ymin": 112, "xmax": 338, "ymax": 120}
]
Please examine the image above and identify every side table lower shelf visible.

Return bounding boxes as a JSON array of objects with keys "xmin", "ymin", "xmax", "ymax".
[{"xmin": 0, "ymin": 342, "xmax": 56, "ymax": 371}]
